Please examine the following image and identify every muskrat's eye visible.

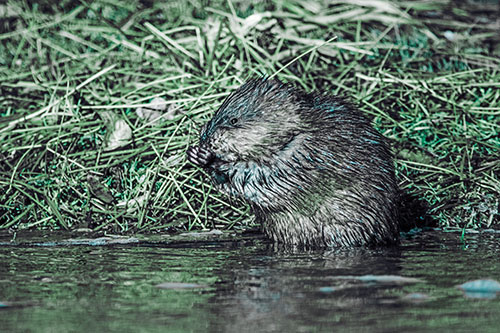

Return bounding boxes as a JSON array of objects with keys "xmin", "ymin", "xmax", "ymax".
[{"xmin": 229, "ymin": 117, "xmax": 238, "ymax": 125}]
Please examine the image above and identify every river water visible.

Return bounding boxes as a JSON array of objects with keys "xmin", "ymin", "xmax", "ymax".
[{"xmin": 1, "ymin": 229, "xmax": 499, "ymax": 332}]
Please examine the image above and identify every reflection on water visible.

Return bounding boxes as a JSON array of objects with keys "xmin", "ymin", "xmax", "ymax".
[{"xmin": 1, "ymin": 230, "xmax": 500, "ymax": 332}]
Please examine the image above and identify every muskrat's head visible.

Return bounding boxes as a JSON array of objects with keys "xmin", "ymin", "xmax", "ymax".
[{"xmin": 199, "ymin": 78, "xmax": 306, "ymax": 163}]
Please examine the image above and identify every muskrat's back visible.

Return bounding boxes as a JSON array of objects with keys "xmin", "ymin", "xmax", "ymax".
[{"xmin": 187, "ymin": 78, "xmax": 399, "ymax": 247}]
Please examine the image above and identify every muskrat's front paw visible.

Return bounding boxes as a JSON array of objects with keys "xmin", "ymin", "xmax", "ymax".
[
  {"xmin": 187, "ymin": 146, "xmax": 203, "ymax": 166},
  {"xmin": 187, "ymin": 145, "xmax": 215, "ymax": 167}
]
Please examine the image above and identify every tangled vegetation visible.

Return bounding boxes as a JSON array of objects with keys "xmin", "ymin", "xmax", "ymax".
[{"xmin": 1, "ymin": 0, "xmax": 499, "ymax": 232}]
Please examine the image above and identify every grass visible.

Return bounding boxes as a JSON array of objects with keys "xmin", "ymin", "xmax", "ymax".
[{"xmin": 0, "ymin": 0, "xmax": 499, "ymax": 233}]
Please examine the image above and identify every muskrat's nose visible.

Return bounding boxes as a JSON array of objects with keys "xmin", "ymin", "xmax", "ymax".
[
  {"xmin": 199, "ymin": 122, "xmax": 215, "ymax": 145},
  {"xmin": 200, "ymin": 131, "xmax": 208, "ymax": 143}
]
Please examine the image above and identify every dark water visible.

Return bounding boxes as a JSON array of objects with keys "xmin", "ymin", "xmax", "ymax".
[{"xmin": 1, "ymin": 230, "xmax": 500, "ymax": 332}]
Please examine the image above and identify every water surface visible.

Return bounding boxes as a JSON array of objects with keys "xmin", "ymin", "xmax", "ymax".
[{"xmin": 1, "ymin": 230, "xmax": 499, "ymax": 332}]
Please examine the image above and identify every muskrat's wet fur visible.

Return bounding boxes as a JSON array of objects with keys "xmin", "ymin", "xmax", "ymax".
[{"xmin": 187, "ymin": 78, "xmax": 399, "ymax": 248}]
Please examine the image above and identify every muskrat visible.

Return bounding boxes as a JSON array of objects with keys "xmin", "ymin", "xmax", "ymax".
[{"xmin": 187, "ymin": 78, "xmax": 399, "ymax": 247}]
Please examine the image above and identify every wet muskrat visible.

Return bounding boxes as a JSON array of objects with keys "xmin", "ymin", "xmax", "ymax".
[{"xmin": 187, "ymin": 78, "xmax": 399, "ymax": 247}]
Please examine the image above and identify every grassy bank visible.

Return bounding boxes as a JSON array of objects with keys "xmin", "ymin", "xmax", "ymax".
[{"xmin": 1, "ymin": 0, "xmax": 499, "ymax": 233}]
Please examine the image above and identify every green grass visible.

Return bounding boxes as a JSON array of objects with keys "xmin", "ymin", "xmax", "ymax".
[{"xmin": 1, "ymin": 0, "xmax": 499, "ymax": 232}]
